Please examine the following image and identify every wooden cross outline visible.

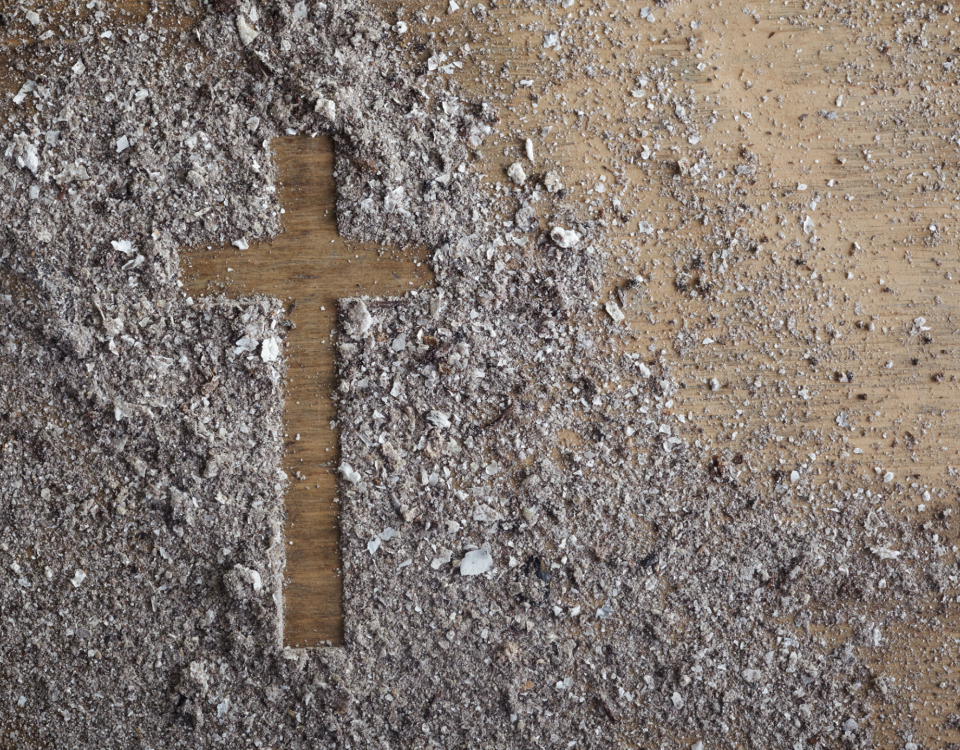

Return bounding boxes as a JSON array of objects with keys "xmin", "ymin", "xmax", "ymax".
[{"xmin": 182, "ymin": 136, "xmax": 431, "ymax": 646}]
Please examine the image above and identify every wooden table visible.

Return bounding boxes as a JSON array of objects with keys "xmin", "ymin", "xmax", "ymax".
[{"xmin": 5, "ymin": 2, "xmax": 960, "ymax": 741}]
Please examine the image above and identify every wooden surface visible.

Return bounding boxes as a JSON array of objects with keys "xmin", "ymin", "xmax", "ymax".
[
  {"xmin": 181, "ymin": 137, "xmax": 432, "ymax": 646},
  {"xmin": 436, "ymin": 0, "xmax": 960, "ymax": 488},
  {"xmin": 6, "ymin": 0, "xmax": 960, "ymax": 741}
]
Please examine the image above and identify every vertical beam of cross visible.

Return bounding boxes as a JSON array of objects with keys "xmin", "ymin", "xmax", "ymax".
[{"xmin": 181, "ymin": 136, "xmax": 432, "ymax": 647}]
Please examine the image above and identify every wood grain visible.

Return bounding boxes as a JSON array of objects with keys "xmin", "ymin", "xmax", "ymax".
[
  {"xmin": 181, "ymin": 136, "xmax": 432, "ymax": 646},
  {"xmin": 5, "ymin": 0, "xmax": 960, "ymax": 742}
]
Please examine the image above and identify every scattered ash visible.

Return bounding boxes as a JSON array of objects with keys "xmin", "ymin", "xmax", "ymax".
[
  {"xmin": 333, "ymin": 229, "xmax": 954, "ymax": 749},
  {"xmin": 1, "ymin": 0, "xmax": 960, "ymax": 748}
]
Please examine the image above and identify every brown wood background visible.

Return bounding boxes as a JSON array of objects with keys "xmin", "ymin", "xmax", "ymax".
[{"xmin": 6, "ymin": 0, "xmax": 960, "ymax": 743}]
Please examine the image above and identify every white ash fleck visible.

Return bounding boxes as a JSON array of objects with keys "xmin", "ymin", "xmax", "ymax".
[
  {"xmin": 223, "ymin": 564, "xmax": 263, "ymax": 598},
  {"xmin": 339, "ymin": 463, "xmax": 362, "ymax": 484},
  {"xmin": 430, "ymin": 548, "xmax": 453, "ymax": 569},
  {"xmin": 460, "ymin": 549, "xmax": 493, "ymax": 576},
  {"xmin": 507, "ymin": 161, "xmax": 527, "ymax": 185},
  {"xmin": 604, "ymin": 300, "xmax": 625, "ymax": 325},
  {"xmin": 544, "ymin": 171, "xmax": 563, "ymax": 193},
  {"xmin": 315, "ymin": 98, "xmax": 337, "ymax": 121},
  {"xmin": 550, "ymin": 225, "xmax": 581, "ymax": 248},
  {"xmin": 260, "ymin": 337, "xmax": 281, "ymax": 363},
  {"xmin": 236, "ymin": 15, "xmax": 259, "ymax": 46}
]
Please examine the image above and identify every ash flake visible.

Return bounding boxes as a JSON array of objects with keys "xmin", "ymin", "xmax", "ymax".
[
  {"xmin": 339, "ymin": 463, "xmax": 361, "ymax": 484},
  {"xmin": 260, "ymin": 337, "xmax": 281, "ymax": 363},
  {"xmin": 430, "ymin": 548, "xmax": 452, "ymax": 569},
  {"xmin": 460, "ymin": 549, "xmax": 493, "ymax": 576},
  {"xmin": 604, "ymin": 301, "xmax": 625, "ymax": 325}
]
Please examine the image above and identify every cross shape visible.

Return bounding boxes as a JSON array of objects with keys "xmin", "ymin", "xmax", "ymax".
[{"xmin": 181, "ymin": 136, "xmax": 432, "ymax": 646}]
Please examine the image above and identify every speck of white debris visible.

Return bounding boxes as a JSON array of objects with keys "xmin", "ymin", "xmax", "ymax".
[
  {"xmin": 448, "ymin": 0, "xmax": 460, "ymax": 12},
  {"xmin": 872, "ymin": 546, "xmax": 901, "ymax": 560},
  {"xmin": 790, "ymin": 470, "xmax": 800, "ymax": 484},
  {"xmin": 17, "ymin": 695, "xmax": 27, "ymax": 707},
  {"xmin": 742, "ymin": 668, "xmax": 762, "ymax": 683},
  {"xmin": 236, "ymin": 15, "xmax": 259, "ymax": 46},
  {"xmin": 604, "ymin": 301, "xmax": 625, "ymax": 325},
  {"xmin": 544, "ymin": 171, "xmax": 563, "ymax": 193},
  {"xmin": 391, "ymin": 333, "xmax": 407, "ymax": 351},
  {"xmin": 671, "ymin": 692, "xmax": 684, "ymax": 708},
  {"xmin": 637, "ymin": 363, "xmax": 651, "ymax": 378},
  {"xmin": 116, "ymin": 135, "xmax": 130, "ymax": 153},
  {"xmin": 71, "ymin": 60, "xmax": 85, "ymax": 75},
  {"xmin": 25, "ymin": 11, "xmax": 41, "ymax": 26},
  {"xmin": 315, "ymin": 98, "xmax": 336, "ymax": 120},
  {"xmin": 13, "ymin": 81, "xmax": 36, "ymax": 105},
  {"xmin": 260, "ymin": 337, "xmax": 281, "ymax": 363},
  {"xmin": 691, "ymin": 743, "xmax": 704, "ymax": 750},
  {"xmin": 14, "ymin": 139, "xmax": 39, "ymax": 174},
  {"xmin": 543, "ymin": 31, "xmax": 560, "ymax": 48},
  {"xmin": 396, "ymin": 20, "xmax": 408, "ymax": 33},
  {"xmin": 883, "ymin": 471, "xmax": 894, "ymax": 483},
  {"xmin": 367, "ymin": 538, "xmax": 381, "ymax": 555},
  {"xmin": 342, "ymin": 299, "xmax": 373, "ymax": 338},
  {"xmin": 797, "ymin": 183, "xmax": 808, "ymax": 191},
  {"xmin": 339, "ymin": 463, "xmax": 361, "ymax": 484},
  {"xmin": 379, "ymin": 527, "xmax": 399, "ymax": 541},
  {"xmin": 431, "ymin": 548, "xmax": 452, "ymax": 569},
  {"xmin": 596, "ymin": 602, "xmax": 613, "ymax": 619},
  {"xmin": 234, "ymin": 335, "xmax": 258, "ymax": 354},
  {"xmin": 71, "ymin": 570, "xmax": 87, "ymax": 588},
  {"xmin": 525, "ymin": 138, "xmax": 535, "ymax": 164},
  {"xmin": 507, "ymin": 161, "xmax": 527, "ymax": 185},
  {"xmin": 233, "ymin": 565, "xmax": 262, "ymax": 593},
  {"xmin": 232, "ymin": 237, "xmax": 249, "ymax": 250},
  {"xmin": 427, "ymin": 410, "xmax": 452, "ymax": 429},
  {"xmin": 460, "ymin": 549, "xmax": 493, "ymax": 576},
  {"xmin": 291, "ymin": 1, "xmax": 309, "ymax": 20},
  {"xmin": 708, "ymin": 378, "xmax": 720, "ymax": 391},
  {"xmin": 550, "ymin": 226, "xmax": 580, "ymax": 248}
]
